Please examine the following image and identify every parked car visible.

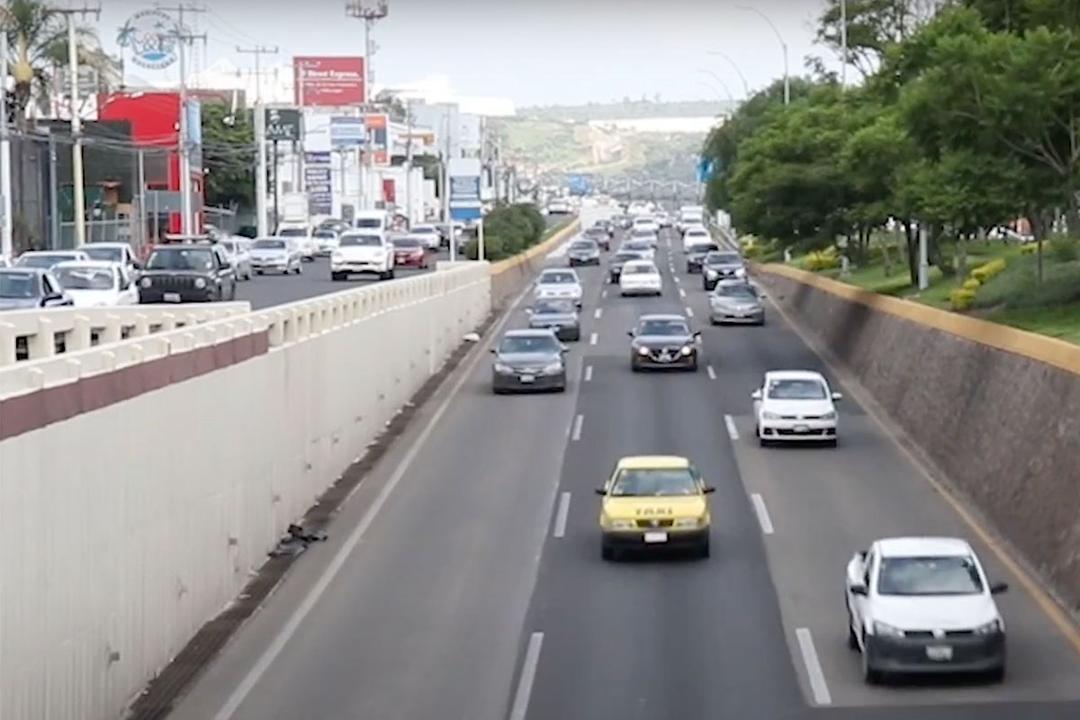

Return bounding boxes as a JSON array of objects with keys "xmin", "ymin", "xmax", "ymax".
[
  {"xmin": 331, "ymin": 231, "xmax": 395, "ymax": 281},
  {"xmin": 138, "ymin": 243, "xmax": 238, "ymax": 303},
  {"xmin": 250, "ymin": 237, "xmax": 302, "ymax": 275},
  {"xmin": 217, "ymin": 237, "xmax": 254, "ymax": 281},
  {"xmin": 0, "ymin": 267, "xmax": 72, "ymax": 310},
  {"xmin": 83, "ymin": 242, "xmax": 141, "ymax": 275},
  {"xmin": 15, "ymin": 250, "xmax": 90, "ymax": 270},
  {"xmin": 277, "ymin": 226, "xmax": 316, "ymax": 261},
  {"xmin": 391, "ymin": 236, "xmax": 430, "ymax": 269},
  {"xmin": 52, "ymin": 260, "xmax": 138, "ymax": 307}
]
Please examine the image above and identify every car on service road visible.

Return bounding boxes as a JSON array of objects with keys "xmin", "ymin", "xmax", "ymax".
[
  {"xmin": 702, "ymin": 250, "xmax": 747, "ymax": 290},
  {"xmin": 597, "ymin": 455, "xmax": 714, "ymax": 560},
  {"xmin": 391, "ymin": 236, "xmax": 430, "ymax": 269},
  {"xmin": 250, "ymin": 237, "xmax": 302, "ymax": 275},
  {"xmin": 710, "ymin": 280, "xmax": 765, "ymax": 325},
  {"xmin": 752, "ymin": 370, "xmax": 841, "ymax": 446},
  {"xmin": 685, "ymin": 240, "xmax": 720, "ymax": 273},
  {"xmin": 138, "ymin": 244, "xmax": 237, "ymax": 303},
  {"xmin": 568, "ymin": 239, "xmax": 601, "ymax": 266},
  {"xmin": 491, "ymin": 328, "xmax": 568, "ymax": 394},
  {"xmin": 16, "ymin": 250, "xmax": 90, "ymax": 270},
  {"xmin": 846, "ymin": 537, "xmax": 1008, "ymax": 684},
  {"xmin": 527, "ymin": 298, "xmax": 581, "ymax": 341},
  {"xmin": 534, "ymin": 268, "xmax": 583, "ymax": 306},
  {"xmin": 0, "ymin": 267, "xmax": 72, "ymax": 310},
  {"xmin": 619, "ymin": 259, "xmax": 663, "ymax": 296},
  {"xmin": 628, "ymin": 314, "xmax": 700, "ymax": 371},
  {"xmin": 52, "ymin": 261, "xmax": 138, "ymax": 307},
  {"xmin": 332, "ymin": 231, "xmax": 396, "ymax": 281}
]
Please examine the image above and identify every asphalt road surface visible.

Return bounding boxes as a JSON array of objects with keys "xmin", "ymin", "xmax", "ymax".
[{"xmin": 169, "ymin": 208, "xmax": 1080, "ymax": 720}]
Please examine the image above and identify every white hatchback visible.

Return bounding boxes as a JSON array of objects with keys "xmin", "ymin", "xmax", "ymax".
[
  {"xmin": 752, "ymin": 370, "xmax": 842, "ymax": 446},
  {"xmin": 619, "ymin": 260, "xmax": 662, "ymax": 297},
  {"xmin": 534, "ymin": 268, "xmax": 583, "ymax": 306},
  {"xmin": 52, "ymin": 260, "xmax": 138, "ymax": 307}
]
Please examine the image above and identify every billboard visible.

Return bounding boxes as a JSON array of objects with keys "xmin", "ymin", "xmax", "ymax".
[
  {"xmin": 294, "ymin": 56, "xmax": 365, "ymax": 107},
  {"xmin": 266, "ymin": 108, "xmax": 301, "ymax": 142},
  {"xmin": 450, "ymin": 175, "xmax": 481, "ymax": 202},
  {"xmin": 305, "ymin": 152, "xmax": 333, "ymax": 216},
  {"xmin": 330, "ymin": 116, "xmax": 366, "ymax": 148},
  {"xmin": 364, "ymin": 113, "xmax": 389, "ymax": 165},
  {"xmin": 302, "ymin": 109, "xmax": 332, "ymax": 152}
]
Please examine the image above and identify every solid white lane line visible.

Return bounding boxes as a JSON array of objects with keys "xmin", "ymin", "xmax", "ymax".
[
  {"xmin": 707, "ymin": 365, "xmax": 717, "ymax": 381},
  {"xmin": 214, "ymin": 279, "xmax": 532, "ymax": 720},
  {"xmin": 509, "ymin": 632, "xmax": 545, "ymax": 720},
  {"xmin": 750, "ymin": 493, "xmax": 774, "ymax": 535},
  {"xmin": 594, "ymin": 308, "xmax": 602, "ymax": 319},
  {"xmin": 678, "ymin": 288, "xmax": 686, "ymax": 298},
  {"xmin": 795, "ymin": 628, "xmax": 832, "ymax": 706},
  {"xmin": 553, "ymin": 492, "xmax": 571, "ymax": 538},
  {"xmin": 685, "ymin": 307, "xmax": 694, "ymax": 318},
  {"xmin": 571, "ymin": 414, "xmax": 584, "ymax": 442},
  {"xmin": 724, "ymin": 414, "xmax": 739, "ymax": 440},
  {"xmin": 584, "ymin": 365, "xmax": 593, "ymax": 383}
]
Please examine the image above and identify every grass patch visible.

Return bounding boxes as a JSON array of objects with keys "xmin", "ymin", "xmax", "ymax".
[{"xmin": 987, "ymin": 302, "xmax": 1080, "ymax": 344}]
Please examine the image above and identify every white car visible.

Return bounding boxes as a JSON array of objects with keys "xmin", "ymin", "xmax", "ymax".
[
  {"xmin": 332, "ymin": 231, "xmax": 395, "ymax": 281},
  {"xmin": 682, "ymin": 226, "xmax": 712, "ymax": 252},
  {"xmin": 632, "ymin": 216, "xmax": 660, "ymax": 236},
  {"xmin": 83, "ymin": 242, "xmax": 142, "ymax": 275},
  {"xmin": 250, "ymin": 237, "xmax": 302, "ymax": 275},
  {"xmin": 619, "ymin": 239, "xmax": 656, "ymax": 261},
  {"xmin": 410, "ymin": 224, "xmax": 442, "ymax": 251},
  {"xmin": 277, "ymin": 226, "xmax": 316, "ymax": 262},
  {"xmin": 846, "ymin": 537, "xmax": 1008, "ymax": 684},
  {"xmin": 534, "ymin": 268, "xmax": 583, "ymax": 306},
  {"xmin": 51, "ymin": 260, "xmax": 138, "ymax": 307},
  {"xmin": 619, "ymin": 259, "xmax": 663, "ymax": 296},
  {"xmin": 16, "ymin": 250, "xmax": 90, "ymax": 270},
  {"xmin": 548, "ymin": 200, "xmax": 572, "ymax": 215},
  {"xmin": 752, "ymin": 370, "xmax": 841, "ymax": 446},
  {"xmin": 217, "ymin": 238, "xmax": 254, "ymax": 281},
  {"xmin": 313, "ymin": 229, "xmax": 340, "ymax": 256}
]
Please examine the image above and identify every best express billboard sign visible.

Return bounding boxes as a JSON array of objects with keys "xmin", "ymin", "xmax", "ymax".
[{"xmin": 294, "ymin": 56, "xmax": 365, "ymax": 107}]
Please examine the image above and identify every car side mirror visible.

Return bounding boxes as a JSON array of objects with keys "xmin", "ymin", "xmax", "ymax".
[
  {"xmin": 595, "ymin": 488, "xmax": 607, "ymax": 496},
  {"xmin": 524, "ymin": 308, "xmax": 533, "ymax": 315},
  {"xmin": 693, "ymin": 331, "xmax": 702, "ymax": 339},
  {"xmin": 990, "ymin": 582, "xmax": 1009, "ymax": 595},
  {"xmin": 751, "ymin": 389, "xmax": 763, "ymax": 400},
  {"xmin": 832, "ymin": 392, "xmax": 844, "ymax": 402},
  {"xmin": 489, "ymin": 348, "xmax": 497, "ymax": 355},
  {"xmin": 849, "ymin": 583, "xmax": 868, "ymax": 596},
  {"xmin": 560, "ymin": 345, "xmax": 569, "ymax": 353},
  {"xmin": 627, "ymin": 330, "xmax": 635, "ymax": 338},
  {"xmin": 703, "ymin": 486, "xmax": 716, "ymax": 494}
]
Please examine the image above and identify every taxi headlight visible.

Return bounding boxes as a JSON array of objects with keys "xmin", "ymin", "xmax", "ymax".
[
  {"xmin": 607, "ymin": 519, "xmax": 635, "ymax": 530},
  {"xmin": 194, "ymin": 278, "xmax": 207, "ymax": 289},
  {"xmin": 139, "ymin": 277, "xmax": 151, "ymax": 289},
  {"xmin": 673, "ymin": 517, "xmax": 703, "ymax": 529},
  {"xmin": 637, "ymin": 346, "xmax": 650, "ymax": 356},
  {"xmin": 680, "ymin": 345, "xmax": 693, "ymax": 356},
  {"xmin": 974, "ymin": 619, "xmax": 1003, "ymax": 635},
  {"xmin": 762, "ymin": 411, "xmax": 781, "ymax": 421},
  {"xmin": 873, "ymin": 620, "xmax": 905, "ymax": 638}
]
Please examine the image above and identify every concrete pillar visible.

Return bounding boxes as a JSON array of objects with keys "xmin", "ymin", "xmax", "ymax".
[
  {"xmin": 69, "ymin": 315, "xmax": 92, "ymax": 352},
  {"xmin": 0, "ymin": 322, "xmax": 15, "ymax": 366},
  {"xmin": 132, "ymin": 314, "xmax": 150, "ymax": 338},
  {"xmin": 29, "ymin": 318, "xmax": 55, "ymax": 359},
  {"xmin": 101, "ymin": 315, "xmax": 122, "ymax": 346}
]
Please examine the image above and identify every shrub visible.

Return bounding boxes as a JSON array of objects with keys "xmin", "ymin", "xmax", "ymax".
[
  {"xmin": 1050, "ymin": 238, "xmax": 1079, "ymax": 263},
  {"xmin": 803, "ymin": 250, "xmax": 841, "ymax": 271},
  {"xmin": 1020, "ymin": 243, "xmax": 1039, "ymax": 255},
  {"xmin": 949, "ymin": 287, "xmax": 976, "ymax": 311},
  {"xmin": 962, "ymin": 278, "xmax": 981, "ymax": 291},
  {"xmin": 970, "ymin": 258, "xmax": 1006, "ymax": 283}
]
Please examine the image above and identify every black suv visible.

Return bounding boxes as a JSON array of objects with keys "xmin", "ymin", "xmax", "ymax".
[{"xmin": 138, "ymin": 243, "xmax": 237, "ymax": 303}]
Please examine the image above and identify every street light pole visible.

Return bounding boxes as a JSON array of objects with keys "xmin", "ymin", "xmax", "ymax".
[
  {"xmin": 238, "ymin": 44, "xmax": 279, "ymax": 238},
  {"xmin": 696, "ymin": 69, "xmax": 736, "ymax": 103},
  {"xmin": 737, "ymin": 5, "xmax": 789, "ymax": 105},
  {"xmin": 706, "ymin": 50, "xmax": 751, "ymax": 98},
  {"xmin": 0, "ymin": 21, "xmax": 12, "ymax": 259},
  {"xmin": 840, "ymin": 0, "xmax": 848, "ymax": 89}
]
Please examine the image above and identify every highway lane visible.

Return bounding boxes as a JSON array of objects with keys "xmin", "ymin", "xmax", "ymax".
[{"xmin": 168, "ymin": 218, "xmax": 1080, "ymax": 720}]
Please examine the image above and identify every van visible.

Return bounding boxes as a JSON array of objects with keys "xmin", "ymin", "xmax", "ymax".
[{"xmin": 354, "ymin": 210, "xmax": 392, "ymax": 234}]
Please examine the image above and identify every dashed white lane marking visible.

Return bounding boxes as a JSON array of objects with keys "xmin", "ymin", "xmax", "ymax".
[
  {"xmin": 685, "ymin": 307, "xmax": 694, "ymax": 318},
  {"xmin": 594, "ymin": 308, "xmax": 602, "ymax": 319},
  {"xmin": 750, "ymin": 493, "xmax": 774, "ymax": 535},
  {"xmin": 674, "ymin": 276, "xmax": 681, "ymax": 284},
  {"xmin": 707, "ymin": 365, "xmax": 717, "ymax": 381},
  {"xmin": 678, "ymin": 288, "xmax": 686, "ymax": 298},
  {"xmin": 509, "ymin": 632, "xmax": 545, "ymax": 720},
  {"xmin": 601, "ymin": 289, "xmax": 608, "ymax": 299},
  {"xmin": 589, "ymin": 332, "xmax": 598, "ymax": 346},
  {"xmin": 553, "ymin": 492, "xmax": 571, "ymax": 538},
  {"xmin": 584, "ymin": 365, "xmax": 593, "ymax": 382},
  {"xmin": 795, "ymin": 628, "xmax": 832, "ymax": 706},
  {"xmin": 571, "ymin": 414, "xmax": 584, "ymax": 442},
  {"xmin": 724, "ymin": 414, "xmax": 739, "ymax": 440}
]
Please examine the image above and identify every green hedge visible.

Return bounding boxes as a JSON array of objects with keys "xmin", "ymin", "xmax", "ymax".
[{"xmin": 465, "ymin": 203, "xmax": 552, "ymax": 261}]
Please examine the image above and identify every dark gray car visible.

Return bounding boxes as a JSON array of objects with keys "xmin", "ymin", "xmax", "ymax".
[
  {"xmin": 685, "ymin": 241, "xmax": 720, "ymax": 273},
  {"xmin": 568, "ymin": 239, "xmax": 601, "ymax": 267},
  {"xmin": 491, "ymin": 329, "xmax": 568, "ymax": 393},
  {"xmin": 608, "ymin": 250, "xmax": 646, "ymax": 282},
  {"xmin": 702, "ymin": 250, "xmax": 746, "ymax": 290},
  {"xmin": 527, "ymin": 298, "xmax": 581, "ymax": 341},
  {"xmin": 628, "ymin": 314, "xmax": 700, "ymax": 372}
]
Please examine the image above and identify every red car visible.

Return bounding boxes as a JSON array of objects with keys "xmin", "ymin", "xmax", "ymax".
[{"xmin": 392, "ymin": 237, "xmax": 430, "ymax": 269}]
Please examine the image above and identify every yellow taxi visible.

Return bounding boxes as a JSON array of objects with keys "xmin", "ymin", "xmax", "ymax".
[{"xmin": 596, "ymin": 455, "xmax": 714, "ymax": 561}]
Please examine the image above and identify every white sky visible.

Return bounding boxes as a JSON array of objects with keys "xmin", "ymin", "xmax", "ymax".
[{"xmin": 96, "ymin": 0, "xmax": 835, "ymax": 110}]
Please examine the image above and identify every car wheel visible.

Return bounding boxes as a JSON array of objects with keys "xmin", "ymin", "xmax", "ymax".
[
  {"xmin": 388, "ymin": 268, "xmax": 395, "ymax": 279},
  {"xmin": 601, "ymin": 543, "xmax": 618, "ymax": 562},
  {"xmin": 331, "ymin": 272, "xmax": 344, "ymax": 281},
  {"xmin": 698, "ymin": 536, "xmax": 710, "ymax": 559},
  {"xmin": 687, "ymin": 358, "xmax": 699, "ymax": 372},
  {"xmin": 255, "ymin": 270, "xmax": 264, "ymax": 276},
  {"xmin": 986, "ymin": 665, "xmax": 1006, "ymax": 684},
  {"xmin": 847, "ymin": 609, "xmax": 860, "ymax": 650},
  {"xmin": 631, "ymin": 360, "xmax": 641, "ymax": 373},
  {"xmin": 826, "ymin": 438, "xmax": 839, "ymax": 448},
  {"xmin": 862, "ymin": 640, "xmax": 883, "ymax": 685}
]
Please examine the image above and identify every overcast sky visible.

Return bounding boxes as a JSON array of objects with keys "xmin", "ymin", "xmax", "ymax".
[{"xmin": 98, "ymin": 0, "xmax": 834, "ymax": 109}]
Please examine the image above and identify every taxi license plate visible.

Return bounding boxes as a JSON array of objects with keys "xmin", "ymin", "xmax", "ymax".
[
  {"xmin": 643, "ymin": 531, "xmax": 668, "ymax": 544},
  {"xmin": 794, "ymin": 424, "xmax": 810, "ymax": 433},
  {"xmin": 519, "ymin": 374, "xmax": 536, "ymax": 383},
  {"xmin": 926, "ymin": 645, "xmax": 953, "ymax": 661},
  {"xmin": 163, "ymin": 292, "xmax": 181, "ymax": 303}
]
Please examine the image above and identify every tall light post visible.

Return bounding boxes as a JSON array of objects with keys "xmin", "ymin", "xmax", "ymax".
[
  {"xmin": 0, "ymin": 12, "xmax": 12, "ymax": 259},
  {"xmin": 840, "ymin": 0, "xmax": 848, "ymax": 89},
  {"xmin": 736, "ymin": 5, "xmax": 789, "ymax": 105},
  {"xmin": 696, "ymin": 69, "xmax": 735, "ymax": 104},
  {"xmin": 707, "ymin": 50, "xmax": 750, "ymax": 98},
  {"xmin": 346, "ymin": 1, "xmax": 388, "ymax": 213}
]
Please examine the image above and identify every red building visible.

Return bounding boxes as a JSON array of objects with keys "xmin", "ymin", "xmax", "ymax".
[{"xmin": 98, "ymin": 91, "xmax": 204, "ymax": 236}]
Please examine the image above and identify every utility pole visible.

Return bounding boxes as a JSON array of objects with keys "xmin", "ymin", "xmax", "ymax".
[
  {"xmin": 346, "ymin": 1, "xmax": 388, "ymax": 216},
  {"xmin": 0, "ymin": 20, "xmax": 12, "ymax": 259},
  {"xmin": 443, "ymin": 107, "xmax": 454, "ymax": 262},
  {"xmin": 159, "ymin": 3, "xmax": 207, "ymax": 236},
  {"xmin": 53, "ymin": 3, "xmax": 102, "ymax": 248},
  {"xmin": 404, "ymin": 98, "xmax": 414, "ymax": 227},
  {"xmin": 840, "ymin": 0, "xmax": 848, "ymax": 89},
  {"xmin": 136, "ymin": 147, "xmax": 146, "ymax": 248},
  {"xmin": 237, "ymin": 44, "xmax": 278, "ymax": 238},
  {"xmin": 737, "ymin": 5, "xmax": 789, "ymax": 105}
]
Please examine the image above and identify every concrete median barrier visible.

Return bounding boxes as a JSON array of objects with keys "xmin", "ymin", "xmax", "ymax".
[
  {"xmin": 0, "ymin": 264, "xmax": 490, "ymax": 720},
  {"xmin": 756, "ymin": 262, "xmax": 1080, "ymax": 616},
  {"xmin": 490, "ymin": 219, "xmax": 581, "ymax": 308}
]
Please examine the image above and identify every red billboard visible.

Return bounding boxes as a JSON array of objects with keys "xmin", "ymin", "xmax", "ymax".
[
  {"xmin": 294, "ymin": 56, "xmax": 365, "ymax": 107},
  {"xmin": 364, "ymin": 113, "xmax": 389, "ymax": 165}
]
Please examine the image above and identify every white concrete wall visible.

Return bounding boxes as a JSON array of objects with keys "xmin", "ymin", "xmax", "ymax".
[{"xmin": 0, "ymin": 263, "xmax": 491, "ymax": 720}]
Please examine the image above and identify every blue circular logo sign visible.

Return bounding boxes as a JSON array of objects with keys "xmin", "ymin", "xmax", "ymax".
[{"xmin": 117, "ymin": 10, "xmax": 179, "ymax": 70}]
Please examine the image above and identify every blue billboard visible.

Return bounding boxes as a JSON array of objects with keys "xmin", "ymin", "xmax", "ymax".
[{"xmin": 567, "ymin": 174, "xmax": 593, "ymax": 196}]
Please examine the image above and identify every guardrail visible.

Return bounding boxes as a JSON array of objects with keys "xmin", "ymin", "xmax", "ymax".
[{"xmin": 0, "ymin": 303, "xmax": 251, "ymax": 368}]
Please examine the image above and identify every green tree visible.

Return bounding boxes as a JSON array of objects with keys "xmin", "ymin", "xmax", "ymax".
[
  {"xmin": 815, "ymin": 0, "xmax": 942, "ymax": 79},
  {"xmin": 202, "ymin": 104, "xmax": 255, "ymax": 209}
]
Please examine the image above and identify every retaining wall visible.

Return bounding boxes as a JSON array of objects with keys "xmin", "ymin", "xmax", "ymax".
[
  {"xmin": 490, "ymin": 220, "xmax": 580, "ymax": 308},
  {"xmin": 757, "ymin": 263, "xmax": 1080, "ymax": 614},
  {"xmin": 0, "ymin": 264, "xmax": 491, "ymax": 720}
]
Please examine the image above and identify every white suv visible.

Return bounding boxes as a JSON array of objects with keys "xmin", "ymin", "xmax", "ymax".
[{"xmin": 331, "ymin": 231, "xmax": 396, "ymax": 281}]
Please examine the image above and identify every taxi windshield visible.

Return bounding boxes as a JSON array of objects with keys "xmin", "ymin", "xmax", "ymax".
[{"xmin": 610, "ymin": 468, "xmax": 698, "ymax": 497}]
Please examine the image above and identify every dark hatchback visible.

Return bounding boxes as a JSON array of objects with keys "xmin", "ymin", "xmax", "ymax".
[
  {"xmin": 628, "ymin": 314, "xmax": 701, "ymax": 372},
  {"xmin": 702, "ymin": 250, "xmax": 746, "ymax": 290},
  {"xmin": 527, "ymin": 298, "xmax": 581, "ymax": 341},
  {"xmin": 138, "ymin": 244, "xmax": 237, "ymax": 303},
  {"xmin": 608, "ymin": 250, "xmax": 646, "ymax": 282},
  {"xmin": 491, "ymin": 329, "xmax": 568, "ymax": 393},
  {"xmin": 685, "ymin": 241, "xmax": 720, "ymax": 273}
]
